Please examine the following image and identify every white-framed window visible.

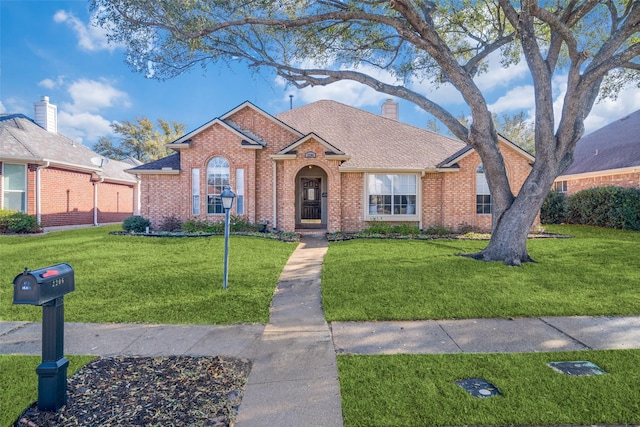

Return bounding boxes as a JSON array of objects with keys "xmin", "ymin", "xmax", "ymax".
[
  {"xmin": 207, "ymin": 157, "xmax": 230, "ymax": 214},
  {"xmin": 367, "ymin": 174, "xmax": 417, "ymax": 217},
  {"xmin": 192, "ymin": 168, "xmax": 200, "ymax": 215},
  {"xmin": 476, "ymin": 164, "xmax": 492, "ymax": 214},
  {"xmin": 2, "ymin": 163, "xmax": 27, "ymax": 212},
  {"xmin": 236, "ymin": 168, "xmax": 244, "ymax": 215},
  {"xmin": 554, "ymin": 180, "xmax": 567, "ymax": 193}
]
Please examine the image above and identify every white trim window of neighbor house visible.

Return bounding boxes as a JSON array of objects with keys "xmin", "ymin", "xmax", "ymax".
[
  {"xmin": 235, "ymin": 168, "xmax": 244, "ymax": 215},
  {"xmin": 476, "ymin": 164, "xmax": 492, "ymax": 214},
  {"xmin": 207, "ymin": 157, "xmax": 230, "ymax": 214},
  {"xmin": 2, "ymin": 163, "xmax": 27, "ymax": 212},
  {"xmin": 367, "ymin": 174, "xmax": 417, "ymax": 217},
  {"xmin": 192, "ymin": 168, "xmax": 200, "ymax": 215}
]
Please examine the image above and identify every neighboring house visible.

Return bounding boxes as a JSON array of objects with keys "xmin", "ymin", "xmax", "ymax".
[
  {"xmin": 554, "ymin": 109, "xmax": 640, "ymax": 195},
  {"xmin": 0, "ymin": 97, "xmax": 139, "ymax": 227},
  {"xmin": 128, "ymin": 99, "xmax": 534, "ymax": 233}
]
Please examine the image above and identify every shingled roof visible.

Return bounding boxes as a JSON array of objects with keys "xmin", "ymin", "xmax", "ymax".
[
  {"xmin": 276, "ymin": 100, "xmax": 466, "ymax": 170},
  {"xmin": 0, "ymin": 114, "xmax": 136, "ymax": 184},
  {"xmin": 561, "ymin": 109, "xmax": 640, "ymax": 176}
]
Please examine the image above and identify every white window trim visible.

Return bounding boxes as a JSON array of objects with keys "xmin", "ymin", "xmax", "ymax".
[
  {"xmin": 2, "ymin": 163, "xmax": 28, "ymax": 212},
  {"xmin": 363, "ymin": 173, "xmax": 421, "ymax": 222}
]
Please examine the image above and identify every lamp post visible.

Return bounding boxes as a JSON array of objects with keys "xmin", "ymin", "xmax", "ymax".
[{"xmin": 220, "ymin": 185, "xmax": 236, "ymax": 290}]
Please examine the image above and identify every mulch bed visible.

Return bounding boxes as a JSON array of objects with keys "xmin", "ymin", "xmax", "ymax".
[{"xmin": 15, "ymin": 355, "xmax": 251, "ymax": 427}]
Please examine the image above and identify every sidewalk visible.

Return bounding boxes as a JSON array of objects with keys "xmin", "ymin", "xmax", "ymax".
[{"xmin": 3, "ymin": 235, "xmax": 640, "ymax": 425}]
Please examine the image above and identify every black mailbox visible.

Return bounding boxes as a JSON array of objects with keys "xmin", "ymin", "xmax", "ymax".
[{"xmin": 13, "ymin": 263, "xmax": 75, "ymax": 306}]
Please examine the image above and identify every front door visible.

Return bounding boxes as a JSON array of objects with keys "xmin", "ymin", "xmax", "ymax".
[{"xmin": 301, "ymin": 178, "xmax": 321, "ymax": 224}]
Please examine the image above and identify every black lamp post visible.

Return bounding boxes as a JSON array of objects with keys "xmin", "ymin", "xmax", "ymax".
[{"xmin": 220, "ymin": 185, "xmax": 236, "ymax": 290}]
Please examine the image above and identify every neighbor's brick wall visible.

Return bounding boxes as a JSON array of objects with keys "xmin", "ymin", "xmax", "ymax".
[
  {"xmin": 560, "ymin": 171, "xmax": 640, "ymax": 195},
  {"xmin": 39, "ymin": 167, "xmax": 95, "ymax": 226},
  {"xmin": 97, "ymin": 181, "xmax": 134, "ymax": 223}
]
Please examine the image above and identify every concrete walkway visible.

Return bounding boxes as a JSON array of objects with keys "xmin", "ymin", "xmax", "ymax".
[{"xmin": 3, "ymin": 234, "xmax": 640, "ymax": 425}]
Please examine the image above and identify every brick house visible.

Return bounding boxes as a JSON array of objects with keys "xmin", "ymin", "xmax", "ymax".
[
  {"xmin": 0, "ymin": 97, "xmax": 138, "ymax": 227},
  {"xmin": 128, "ymin": 100, "xmax": 534, "ymax": 233},
  {"xmin": 553, "ymin": 109, "xmax": 640, "ymax": 195}
]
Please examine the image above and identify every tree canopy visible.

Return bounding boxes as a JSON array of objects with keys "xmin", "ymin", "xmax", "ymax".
[
  {"xmin": 92, "ymin": 0, "xmax": 640, "ymax": 265},
  {"xmin": 93, "ymin": 117, "xmax": 185, "ymax": 162}
]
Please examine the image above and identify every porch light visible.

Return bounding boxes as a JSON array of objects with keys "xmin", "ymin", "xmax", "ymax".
[{"xmin": 221, "ymin": 185, "xmax": 235, "ymax": 290}]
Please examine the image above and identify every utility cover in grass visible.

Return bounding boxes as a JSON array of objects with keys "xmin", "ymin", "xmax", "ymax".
[
  {"xmin": 548, "ymin": 361, "xmax": 606, "ymax": 376},
  {"xmin": 455, "ymin": 378, "xmax": 501, "ymax": 398}
]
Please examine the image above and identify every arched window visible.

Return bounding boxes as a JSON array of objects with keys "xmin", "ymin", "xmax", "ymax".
[
  {"xmin": 207, "ymin": 157, "xmax": 230, "ymax": 214},
  {"xmin": 476, "ymin": 163, "xmax": 492, "ymax": 214}
]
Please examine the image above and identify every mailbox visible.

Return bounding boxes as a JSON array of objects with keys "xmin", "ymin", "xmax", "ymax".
[{"xmin": 13, "ymin": 264, "xmax": 75, "ymax": 305}]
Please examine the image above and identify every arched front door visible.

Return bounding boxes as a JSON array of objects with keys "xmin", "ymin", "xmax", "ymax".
[{"xmin": 296, "ymin": 166, "xmax": 327, "ymax": 229}]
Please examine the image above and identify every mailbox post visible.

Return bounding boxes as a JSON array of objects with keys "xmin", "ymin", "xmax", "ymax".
[{"xmin": 13, "ymin": 264, "xmax": 75, "ymax": 411}]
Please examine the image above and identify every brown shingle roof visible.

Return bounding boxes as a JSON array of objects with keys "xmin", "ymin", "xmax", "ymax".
[
  {"xmin": 0, "ymin": 114, "xmax": 136, "ymax": 184},
  {"xmin": 562, "ymin": 109, "xmax": 640, "ymax": 176},
  {"xmin": 276, "ymin": 100, "xmax": 466, "ymax": 170}
]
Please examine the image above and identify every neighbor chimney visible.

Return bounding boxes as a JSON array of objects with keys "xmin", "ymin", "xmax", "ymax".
[
  {"xmin": 381, "ymin": 99, "xmax": 398, "ymax": 121},
  {"xmin": 34, "ymin": 96, "xmax": 57, "ymax": 133}
]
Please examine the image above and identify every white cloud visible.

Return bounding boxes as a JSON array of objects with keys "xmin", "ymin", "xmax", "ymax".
[
  {"xmin": 38, "ymin": 76, "xmax": 65, "ymax": 90},
  {"xmin": 57, "ymin": 110, "xmax": 114, "ymax": 145},
  {"xmin": 584, "ymin": 87, "xmax": 640, "ymax": 134},
  {"xmin": 53, "ymin": 10, "xmax": 119, "ymax": 53},
  {"xmin": 488, "ymin": 85, "xmax": 535, "ymax": 114},
  {"xmin": 474, "ymin": 54, "xmax": 529, "ymax": 92},
  {"xmin": 63, "ymin": 78, "xmax": 131, "ymax": 113}
]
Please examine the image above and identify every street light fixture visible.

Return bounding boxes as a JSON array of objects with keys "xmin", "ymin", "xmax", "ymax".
[{"xmin": 220, "ymin": 185, "xmax": 236, "ymax": 290}]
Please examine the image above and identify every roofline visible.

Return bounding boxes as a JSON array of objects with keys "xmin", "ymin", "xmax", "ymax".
[
  {"xmin": 439, "ymin": 136, "xmax": 534, "ymax": 168},
  {"xmin": 125, "ymin": 168, "xmax": 180, "ymax": 175},
  {"xmin": 338, "ymin": 167, "xmax": 427, "ymax": 173},
  {"xmin": 169, "ymin": 118, "xmax": 263, "ymax": 147},
  {"xmin": 1, "ymin": 156, "xmax": 137, "ymax": 183},
  {"xmin": 557, "ymin": 165, "xmax": 640, "ymax": 180},
  {"xmin": 275, "ymin": 132, "xmax": 346, "ymax": 156},
  {"xmin": 221, "ymin": 101, "xmax": 304, "ymax": 138}
]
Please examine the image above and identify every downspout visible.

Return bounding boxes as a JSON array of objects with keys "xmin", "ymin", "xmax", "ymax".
[
  {"xmin": 93, "ymin": 176, "xmax": 104, "ymax": 226},
  {"xmin": 272, "ymin": 160, "xmax": 277, "ymax": 230},
  {"xmin": 36, "ymin": 161, "xmax": 50, "ymax": 225}
]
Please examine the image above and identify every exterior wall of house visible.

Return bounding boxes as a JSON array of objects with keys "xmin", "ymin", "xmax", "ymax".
[
  {"xmin": 556, "ymin": 170, "xmax": 640, "ymax": 195},
  {"xmin": 97, "ymin": 181, "xmax": 135, "ymax": 223},
  {"xmin": 340, "ymin": 172, "xmax": 364, "ymax": 232}
]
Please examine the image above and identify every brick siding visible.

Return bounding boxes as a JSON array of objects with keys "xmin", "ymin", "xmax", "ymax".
[{"xmin": 559, "ymin": 170, "xmax": 640, "ymax": 195}]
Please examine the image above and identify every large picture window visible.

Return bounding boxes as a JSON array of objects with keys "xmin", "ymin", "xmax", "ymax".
[
  {"xmin": 476, "ymin": 164, "xmax": 492, "ymax": 214},
  {"xmin": 367, "ymin": 174, "xmax": 417, "ymax": 216},
  {"xmin": 2, "ymin": 163, "xmax": 27, "ymax": 212},
  {"xmin": 207, "ymin": 157, "xmax": 230, "ymax": 214}
]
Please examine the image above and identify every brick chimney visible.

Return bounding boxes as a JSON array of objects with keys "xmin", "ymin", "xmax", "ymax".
[
  {"xmin": 381, "ymin": 99, "xmax": 398, "ymax": 121},
  {"xmin": 34, "ymin": 96, "xmax": 57, "ymax": 133}
]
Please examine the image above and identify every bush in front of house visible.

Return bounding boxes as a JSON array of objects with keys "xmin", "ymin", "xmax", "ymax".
[
  {"xmin": 181, "ymin": 218, "xmax": 225, "ymax": 233},
  {"xmin": 0, "ymin": 210, "xmax": 41, "ymax": 234},
  {"xmin": 122, "ymin": 215, "xmax": 152, "ymax": 233},
  {"xmin": 157, "ymin": 215, "xmax": 183, "ymax": 232},
  {"xmin": 541, "ymin": 191, "xmax": 568, "ymax": 224},
  {"xmin": 566, "ymin": 186, "xmax": 640, "ymax": 230}
]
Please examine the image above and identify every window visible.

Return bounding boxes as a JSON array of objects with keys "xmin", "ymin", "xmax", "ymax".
[
  {"xmin": 367, "ymin": 174, "xmax": 417, "ymax": 216},
  {"xmin": 236, "ymin": 168, "xmax": 244, "ymax": 215},
  {"xmin": 207, "ymin": 157, "xmax": 230, "ymax": 214},
  {"xmin": 476, "ymin": 164, "xmax": 491, "ymax": 214},
  {"xmin": 192, "ymin": 168, "xmax": 200, "ymax": 215},
  {"xmin": 2, "ymin": 164, "xmax": 27, "ymax": 212},
  {"xmin": 554, "ymin": 180, "xmax": 567, "ymax": 193}
]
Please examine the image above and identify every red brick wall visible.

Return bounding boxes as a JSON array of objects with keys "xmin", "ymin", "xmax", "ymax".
[
  {"xmin": 559, "ymin": 171, "xmax": 640, "ymax": 195},
  {"xmin": 97, "ymin": 181, "xmax": 135, "ymax": 223}
]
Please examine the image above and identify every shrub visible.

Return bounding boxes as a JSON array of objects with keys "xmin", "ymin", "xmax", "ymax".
[
  {"xmin": 182, "ymin": 218, "xmax": 224, "ymax": 233},
  {"xmin": 122, "ymin": 215, "xmax": 152, "ymax": 233},
  {"xmin": 390, "ymin": 223, "xmax": 421, "ymax": 235},
  {"xmin": 230, "ymin": 215, "xmax": 260, "ymax": 232},
  {"xmin": 424, "ymin": 225, "xmax": 453, "ymax": 235},
  {"xmin": 363, "ymin": 221, "xmax": 393, "ymax": 235},
  {"xmin": 0, "ymin": 210, "xmax": 40, "ymax": 234},
  {"xmin": 158, "ymin": 215, "xmax": 183, "ymax": 232},
  {"xmin": 567, "ymin": 186, "xmax": 640, "ymax": 230},
  {"xmin": 541, "ymin": 191, "xmax": 567, "ymax": 224}
]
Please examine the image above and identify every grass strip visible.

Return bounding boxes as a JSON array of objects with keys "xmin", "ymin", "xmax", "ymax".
[
  {"xmin": 0, "ymin": 354, "xmax": 94, "ymax": 427},
  {"xmin": 338, "ymin": 349, "xmax": 640, "ymax": 426},
  {"xmin": 1, "ymin": 225, "xmax": 296, "ymax": 324},
  {"xmin": 323, "ymin": 225, "xmax": 640, "ymax": 321}
]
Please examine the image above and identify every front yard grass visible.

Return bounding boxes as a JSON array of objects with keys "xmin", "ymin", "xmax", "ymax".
[
  {"xmin": 338, "ymin": 349, "xmax": 640, "ymax": 426},
  {"xmin": 0, "ymin": 225, "xmax": 296, "ymax": 324},
  {"xmin": 322, "ymin": 224, "xmax": 640, "ymax": 321}
]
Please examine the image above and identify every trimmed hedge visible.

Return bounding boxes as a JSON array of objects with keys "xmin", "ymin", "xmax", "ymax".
[
  {"xmin": 0, "ymin": 210, "xmax": 41, "ymax": 234},
  {"xmin": 541, "ymin": 186, "xmax": 640, "ymax": 230}
]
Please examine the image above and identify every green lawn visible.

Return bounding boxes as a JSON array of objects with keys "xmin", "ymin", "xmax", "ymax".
[
  {"xmin": 338, "ymin": 349, "xmax": 640, "ymax": 426},
  {"xmin": 0, "ymin": 355, "xmax": 95, "ymax": 427},
  {"xmin": 1, "ymin": 225, "xmax": 296, "ymax": 324},
  {"xmin": 322, "ymin": 225, "xmax": 640, "ymax": 321}
]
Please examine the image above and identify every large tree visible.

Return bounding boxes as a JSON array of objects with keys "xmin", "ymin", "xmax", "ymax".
[
  {"xmin": 93, "ymin": 117, "xmax": 185, "ymax": 162},
  {"xmin": 92, "ymin": 0, "xmax": 640, "ymax": 265}
]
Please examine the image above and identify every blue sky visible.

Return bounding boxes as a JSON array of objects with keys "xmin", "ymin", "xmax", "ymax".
[{"xmin": 2, "ymin": 1, "xmax": 640, "ymax": 149}]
